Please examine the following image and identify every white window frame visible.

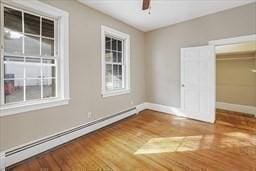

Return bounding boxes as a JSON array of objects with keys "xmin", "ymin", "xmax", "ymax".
[
  {"xmin": 101, "ymin": 25, "xmax": 130, "ymax": 98},
  {"xmin": 0, "ymin": 0, "xmax": 69, "ymax": 117}
]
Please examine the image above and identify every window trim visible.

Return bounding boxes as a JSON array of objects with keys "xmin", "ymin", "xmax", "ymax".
[
  {"xmin": 101, "ymin": 25, "xmax": 130, "ymax": 98},
  {"xmin": 2, "ymin": 4, "xmax": 58, "ymax": 105},
  {"xmin": 0, "ymin": 0, "xmax": 69, "ymax": 117}
]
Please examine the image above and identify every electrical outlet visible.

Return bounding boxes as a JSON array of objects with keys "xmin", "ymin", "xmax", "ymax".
[
  {"xmin": 87, "ymin": 112, "xmax": 92, "ymax": 119},
  {"xmin": 130, "ymin": 101, "xmax": 134, "ymax": 105},
  {"xmin": 0, "ymin": 153, "xmax": 5, "ymax": 171}
]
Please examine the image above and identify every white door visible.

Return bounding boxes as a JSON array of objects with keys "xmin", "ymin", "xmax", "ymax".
[{"xmin": 181, "ymin": 45, "xmax": 215, "ymax": 123}]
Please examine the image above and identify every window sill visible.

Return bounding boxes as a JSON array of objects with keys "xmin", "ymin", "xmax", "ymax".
[
  {"xmin": 102, "ymin": 89, "xmax": 130, "ymax": 98},
  {"xmin": 0, "ymin": 98, "xmax": 70, "ymax": 117}
]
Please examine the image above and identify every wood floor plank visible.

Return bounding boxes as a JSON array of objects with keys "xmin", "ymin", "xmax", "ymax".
[
  {"xmin": 7, "ymin": 110, "xmax": 256, "ymax": 171},
  {"xmin": 37, "ymin": 153, "xmax": 61, "ymax": 171},
  {"xmin": 26, "ymin": 158, "xmax": 41, "ymax": 171},
  {"xmin": 67, "ymin": 139, "xmax": 112, "ymax": 170},
  {"xmin": 216, "ymin": 109, "xmax": 256, "ymax": 131}
]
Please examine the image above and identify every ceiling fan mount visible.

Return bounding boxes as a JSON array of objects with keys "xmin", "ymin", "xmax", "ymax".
[{"xmin": 142, "ymin": 0, "xmax": 151, "ymax": 11}]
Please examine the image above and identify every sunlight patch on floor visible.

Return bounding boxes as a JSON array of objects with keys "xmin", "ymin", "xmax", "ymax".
[
  {"xmin": 224, "ymin": 132, "xmax": 256, "ymax": 143},
  {"xmin": 173, "ymin": 117, "xmax": 187, "ymax": 120},
  {"xmin": 134, "ymin": 135, "xmax": 213, "ymax": 154},
  {"xmin": 134, "ymin": 133, "xmax": 255, "ymax": 155}
]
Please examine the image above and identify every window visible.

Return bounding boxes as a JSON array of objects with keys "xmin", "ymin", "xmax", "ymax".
[
  {"xmin": 101, "ymin": 26, "xmax": 130, "ymax": 97},
  {"xmin": 0, "ymin": 1, "xmax": 69, "ymax": 116}
]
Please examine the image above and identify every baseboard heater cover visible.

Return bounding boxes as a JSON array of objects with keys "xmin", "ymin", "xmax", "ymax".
[
  {"xmin": 4, "ymin": 107, "xmax": 136, "ymax": 167},
  {"xmin": 0, "ymin": 153, "xmax": 5, "ymax": 171}
]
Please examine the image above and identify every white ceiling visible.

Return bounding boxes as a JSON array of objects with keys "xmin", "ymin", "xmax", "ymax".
[{"xmin": 78, "ymin": 0, "xmax": 256, "ymax": 32}]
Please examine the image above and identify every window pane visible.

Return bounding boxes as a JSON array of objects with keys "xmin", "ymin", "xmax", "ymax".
[
  {"xmin": 119, "ymin": 65, "xmax": 123, "ymax": 78},
  {"xmin": 42, "ymin": 38, "xmax": 54, "ymax": 56},
  {"xmin": 4, "ymin": 7, "xmax": 22, "ymax": 32},
  {"xmin": 113, "ymin": 64, "xmax": 118, "ymax": 78},
  {"xmin": 25, "ymin": 58, "xmax": 41, "ymax": 79},
  {"xmin": 119, "ymin": 65, "xmax": 123, "ymax": 88},
  {"xmin": 113, "ymin": 64, "xmax": 122, "ymax": 89},
  {"xmin": 4, "ymin": 56, "xmax": 24, "ymax": 79},
  {"xmin": 43, "ymin": 65, "xmax": 55, "ymax": 78},
  {"xmin": 26, "ymin": 79, "xmax": 41, "ymax": 100},
  {"xmin": 105, "ymin": 50, "xmax": 112, "ymax": 62},
  {"xmin": 105, "ymin": 64, "xmax": 112, "ymax": 90},
  {"xmin": 24, "ymin": 13, "xmax": 40, "ymax": 35},
  {"xmin": 105, "ymin": 37, "xmax": 111, "ymax": 50},
  {"xmin": 113, "ymin": 81, "xmax": 122, "ymax": 89},
  {"xmin": 113, "ymin": 51, "xmax": 118, "ymax": 63},
  {"xmin": 4, "ymin": 79, "xmax": 24, "ymax": 104},
  {"xmin": 118, "ymin": 52, "xmax": 122, "ymax": 63},
  {"xmin": 43, "ymin": 79, "xmax": 56, "ymax": 98},
  {"xmin": 42, "ymin": 18, "xmax": 54, "ymax": 38},
  {"xmin": 24, "ymin": 35, "xmax": 40, "ymax": 56},
  {"xmin": 4, "ymin": 32, "xmax": 23, "ymax": 55},
  {"xmin": 43, "ymin": 59, "xmax": 55, "ymax": 78},
  {"xmin": 112, "ymin": 39, "xmax": 117, "ymax": 51},
  {"xmin": 118, "ymin": 40, "xmax": 122, "ymax": 52}
]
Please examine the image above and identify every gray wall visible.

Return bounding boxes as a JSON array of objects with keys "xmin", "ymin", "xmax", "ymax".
[
  {"xmin": 216, "ymin": 53, "xmax": 256, "ymax": 107},
  {"xmin": 145, "ymin": 3, "xmax": 256, "ymax": 107},
  {"xmin": 0, "ymin": 0, "xmax": 146, "ymax": 151}
]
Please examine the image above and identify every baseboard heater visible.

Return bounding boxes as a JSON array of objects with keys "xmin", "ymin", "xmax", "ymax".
[{"xmin": 3, "ymin": 107, "xmax": 137, "ymax": 168}]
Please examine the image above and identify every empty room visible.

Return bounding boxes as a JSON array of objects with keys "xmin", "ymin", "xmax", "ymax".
[{"xmin": 0, "ymin": 0, "xmax": 256, "ymax": 170}]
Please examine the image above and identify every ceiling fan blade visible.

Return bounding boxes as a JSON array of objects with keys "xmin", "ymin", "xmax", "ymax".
[{"xmin": 142, "ymin": 0, "xmax": 151, "ymax": 10}]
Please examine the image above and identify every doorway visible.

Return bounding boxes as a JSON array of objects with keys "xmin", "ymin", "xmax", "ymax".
[
  {"xmin": 214, "ymin": 40, "xmax": 256, "ymax": 129},
  {"xmin": 180, "ymin": 34, "xmax": 256, "ymax": 125}
]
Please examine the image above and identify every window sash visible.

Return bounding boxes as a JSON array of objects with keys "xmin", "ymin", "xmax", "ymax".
[
  {"xmin": 104, "ymin": 35, "xmax": 125, "ymax": 92},
  {"xmin": 2, "ymin": 5, "xmax": 57, "ymax": 58},
  {"xmin": 0, "ymin": 4, "xmax": 59, "ymax": 105},
  {"xmin": 105, "ymin": 63, "xmax": 124, "ymax": 91},
  {"xmin": 3, "ymin": 57, "xmax": 57, "ymax": 105}
]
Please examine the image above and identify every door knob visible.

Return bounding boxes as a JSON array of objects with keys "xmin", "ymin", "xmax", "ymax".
[{"xmin": 182, "ymin": 84, "xmax": 185, "ymax": 87}]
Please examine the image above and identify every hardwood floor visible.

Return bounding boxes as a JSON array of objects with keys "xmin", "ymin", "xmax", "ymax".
[
  {"xmin": 216, "ymin": 109, "xmax": 256, "ymax": 131},
  {"xmin": 8, "ymin": 110, "xmax": 256, "ymax": 171}
]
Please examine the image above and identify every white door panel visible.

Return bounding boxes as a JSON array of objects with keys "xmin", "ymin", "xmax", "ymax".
[
  {"xmin": 200, "ymin": 90, "xmax": 210, "ymax": 114},
  {"xmin": 184, "ymin": 89, "xmax": 199, "ymax": 114},
  {"xmin": 181, "ymin": 46, "xmax": 215, "ymax": 123},
  {"xmin": 184, "ymin": 61, "xmax": 199, "ymax": 84}
]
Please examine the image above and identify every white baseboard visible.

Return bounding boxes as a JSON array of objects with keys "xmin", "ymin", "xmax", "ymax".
[
  {"xmin": 0, "ymin": 153, "xmax": 5, "ymax": 171},
  {"xmin": 144, "ymin": 102, "xmax": 215, "ymax": 123},
  {"xmin": 216, "ymin": 102, "xmax": 256, "ymax": 115},
  {"xmin": 2, "ymin": 107, "xmax": 137, "ymax": 168},
  {"xmin": 145, "ymin": 102, "xmax": 187, "ymax": 117},
  {"xmin": 136, "ymin": 103, "xmax": 147, "ymax": 113}
]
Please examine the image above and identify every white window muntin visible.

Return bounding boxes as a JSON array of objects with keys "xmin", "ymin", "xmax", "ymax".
[
  {"xmin": 101, "ymin": 25, "xmax": 130, "ymax": 97},
  {"xmin": 105, "ymin": 34, "xmax": 125, "ymax": 90},
  {"xmin": 1, "ymin": 4, "xmax": 58, "ymax": 105},
  {"xmin": 0, "ymin": 0, "xmax": 69, "ymax": 116}
]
